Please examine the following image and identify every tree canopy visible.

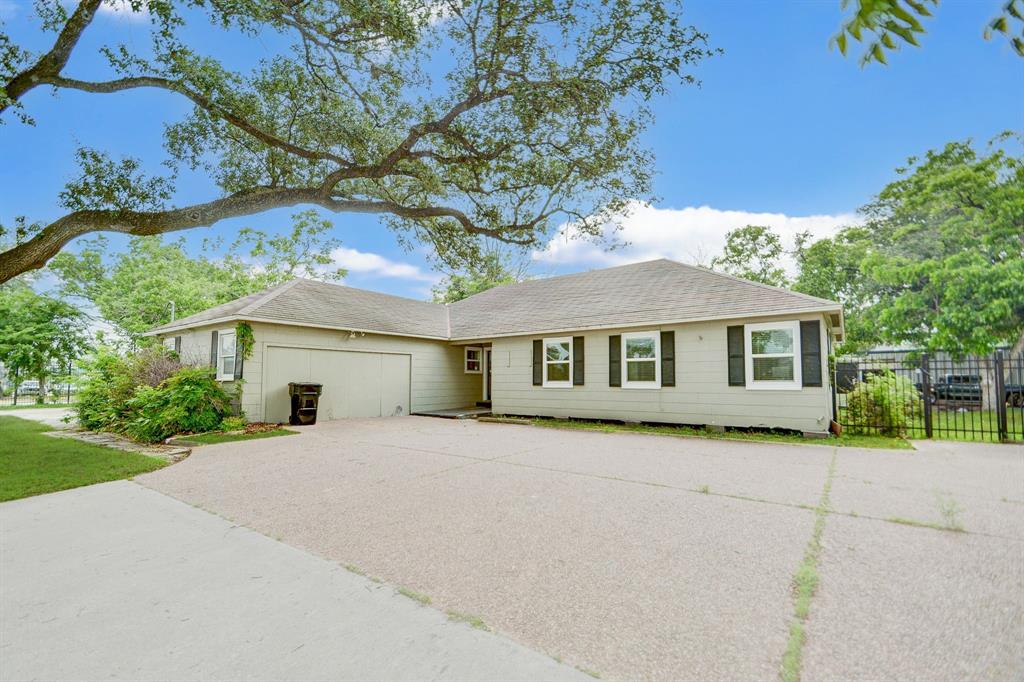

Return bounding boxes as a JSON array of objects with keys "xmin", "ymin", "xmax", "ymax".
[
  {"xmin": 49, "ymin": 210, "xmax": 345, "ymax": 340},
  {"xmin": 432, "ymin": 247, "xmax": 529, "ymax": 302},
  {"xmin": 833, "ymin": 0, "xmax": 1024, "ymax": 66},
  {"xmin": 857, "ymin": 134, "xmax": 1024, "ymax": 355},
  {"xmin": 0, "ymin": 280, "xmax": 91, "ymax": 396},
  {"xmin": 709, "ymin": 225, "xmax": 788, "ymax": 288},
  {"xmin": 737, "ymin": 134, "xmax": 1023, "ymax": 356},
  {"xmin": 0, "ymin": 0, "xmax": 715, "ymax": 283}
]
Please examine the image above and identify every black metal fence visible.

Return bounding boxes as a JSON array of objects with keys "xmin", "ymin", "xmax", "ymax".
[
  {"xmin": 0, "ymin": 364, "xmax": 80, "ymax": 408},
  {"xmin": 833, "ymin": 350, "xmax": 1024, "ymax": 443}
]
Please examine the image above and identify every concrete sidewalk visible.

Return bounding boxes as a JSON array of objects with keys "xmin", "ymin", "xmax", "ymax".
[{"xmin": 0, "ymin": 481, "xmax": 585, "ymax": 682}]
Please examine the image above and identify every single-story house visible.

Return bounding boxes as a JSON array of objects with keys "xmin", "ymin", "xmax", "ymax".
[{"xmin": 145, "ymin": 259, "xmax": 845, "ymax": 434}]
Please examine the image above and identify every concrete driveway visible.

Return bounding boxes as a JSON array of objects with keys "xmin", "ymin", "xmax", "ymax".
[
  {"xmin": 0, "ymin": 480, "xmax": 585, "ymax": 682},
  {"xmin": 4, "ymin": 417, "xmax": 1022, "ymax": 680}
]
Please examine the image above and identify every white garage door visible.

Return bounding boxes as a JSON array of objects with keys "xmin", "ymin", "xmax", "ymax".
[{"xmin": 264, "ymin": 347, "xmax": 411, "ymax": 423}]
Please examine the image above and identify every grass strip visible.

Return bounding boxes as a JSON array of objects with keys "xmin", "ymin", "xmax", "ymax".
[
  {"xmin": 780, "ymin": 449, "xmax": 837, "ymax": 682},
  {"xmin": 0, "ymin": 403, "xmax": 71, "ymax": 411},
  {"xmin": 397, "ymin": 586, "xmax": 431, "ymax": 606},
  {"xmin": 446, "ymin": 610, "xmax": 490, "ymax": 631},
  {"xmin": 178, "ymin": 429, "xmax": 298, "ymax": 445},
  {"xmin": 0, "ymin": 416, "xmax": 167, "ymax": 502},
  {"xmin": 523, "ymin": 417, "xmax": 912, "ymax": 450}
]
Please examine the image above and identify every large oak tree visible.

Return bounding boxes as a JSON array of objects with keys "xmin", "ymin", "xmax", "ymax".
[{"xmin": 0, "ymin": 0, "xmax": 714, "ymax": 283}]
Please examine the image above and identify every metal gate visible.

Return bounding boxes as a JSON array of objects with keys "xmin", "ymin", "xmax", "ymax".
[{"xmin": 833, "ymin": 350, "xmax": 1024, "ymax": 443}]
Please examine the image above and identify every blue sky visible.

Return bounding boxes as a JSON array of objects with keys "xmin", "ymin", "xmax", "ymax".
[{"xmin": 1, "ymin": 0, "xmax": 1021, "ymax": 299}]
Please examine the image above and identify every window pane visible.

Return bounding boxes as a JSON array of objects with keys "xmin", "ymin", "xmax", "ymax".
[
  {"xmin": 753, "ymin": 357, "xmax": 794, "ymax": 381},
  {"xmin": 221, "ymin": 357, "xmax": 235, "ymax": 377},
  {"xmin": 625, "ymin": 336, "xmax": 656, "ymax": 359},
  {"xmin": 627, "ymin": 360, "xmax": 656, "ymax": 382},
  {"xmin": 466, "ymin": 349, "xmax": 480, "ymax": 361},
  {"xmin": 220, "ymin": 333, "xmax": 236, "ymax": 355},
  {"xmin": 466, "ymin": 360, "xmax": 480, "ymax": 371},
  {"xmin": 750, "ymin": 328, "xmax": 793, "ymax": 355},
  {"xmin": 163, "ymin": 337, "xmax": 176, "ymax": 350},
  {"xmin": 547, "ymin": 361, "xmax": 570, "ymax": 382},
  {"xmin": 546, "ymin": 342, "xmax": 570, "ymax": 362}
]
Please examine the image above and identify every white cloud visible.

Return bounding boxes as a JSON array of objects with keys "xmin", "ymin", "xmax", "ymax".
[
  {"xmin": 533, "ymin": 202, "xmax": 861, "ymax": 275},
  {"xmin": 330, "ymin": 247, "xmax": 438, "ymax": 282},
  {"xmin": 96, "ymin": 0, "xmax": 150, "ymax": 21}
]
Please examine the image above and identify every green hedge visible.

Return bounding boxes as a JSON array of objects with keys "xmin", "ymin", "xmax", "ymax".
[{"xmin": 75, "ymin": 348, "xmax": 232, "ymax": 443}]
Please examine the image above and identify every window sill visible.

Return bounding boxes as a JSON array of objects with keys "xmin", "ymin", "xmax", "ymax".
[
  {"xmin": 541, "ymin": 382, "xmax": 573, "ymax": 389},
  {"xmin": 622, "ymin": 382, "xmax": 661, "ymax": 389},
  {"xmin": 745, "ymin": 382, "xmax": 802, "ymax": 391}
]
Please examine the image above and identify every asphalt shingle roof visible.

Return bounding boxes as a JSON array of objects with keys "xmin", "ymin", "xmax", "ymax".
[
  {"xmin": 448, "ymin": 259, "xmax": 839, "ymax": 338},
  {"xmin": 149, "ymin": 259, "xmax": 840, "ymax": 339}
]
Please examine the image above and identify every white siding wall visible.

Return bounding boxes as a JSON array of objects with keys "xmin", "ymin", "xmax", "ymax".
[
  {"xmin": 487, "ymin": 313, "xmax": 833, "ymax": 433},
  {"xmin": 161, "ymin": 322, "xmax": 481, "ymax": 422},
  {"xmin": 161, "ymin": 312, "xmax": 833, "ymax": 431},
  {"xmin": 160, "ymin": 322, "xmax": 247, "ymax": 412}
]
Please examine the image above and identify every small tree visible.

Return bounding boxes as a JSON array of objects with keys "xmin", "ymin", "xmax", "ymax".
[
  {"xmin": 710, "ymin": 225, "xmax": 788, "ymax": 287},
  {"xmin": 0, "ymin": 282, "xmax": 91, "ymax": 402}
]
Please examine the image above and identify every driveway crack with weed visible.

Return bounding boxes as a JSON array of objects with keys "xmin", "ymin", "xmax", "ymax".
[{"xmin": 780, "ymin": 448, "xmax": 837, "ymax": 682}]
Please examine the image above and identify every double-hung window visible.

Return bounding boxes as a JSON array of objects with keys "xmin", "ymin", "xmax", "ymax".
[
  {"xmin": 542, "ymin": 337, "xmax": 572, "ymax": 387},
  {"xmin": 464, "ymin": 346, "xmax": 482, "ymax": 373},
  {"xmin": 622, "ymin": 331, "xmax": 660, "ymax": 388},
  {"xmin": 216, "ymin": 330, "xmax": 237, "ymax": 381},
  {"xmin": 745, "ymin": 320, "xmax": 801, "ymax": 390}
]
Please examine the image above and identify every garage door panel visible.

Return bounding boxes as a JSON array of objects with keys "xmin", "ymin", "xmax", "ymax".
[
  {"xmin": 381, "ymin": 354, "xmax": 411, "ymax": 416},
  {"xmin": 264, "ymin": 347, "xmax": 409, "ymax": 422},
  {"xmin": 344, "ymin": 352, "xmax": 382, "ymax": 418},
  {"xmin": 265, "ymin": 347, "xmax": 312, "ymax": 423}
]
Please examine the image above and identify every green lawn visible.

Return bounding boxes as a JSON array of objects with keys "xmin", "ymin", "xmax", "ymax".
[
  {"xmin": 523, "ymin": 417, "xmax": 912, "ymax": 450},
  {"xmin": 0, "ymin": 416, "xmax": 167, "ymax": 502},
  {"xmin": 179, "ymin": 428, "xmax": 298, "ymax": 445},
  {"xmin": 0, "ymin": 403, "xmax": 72, "ymax": 410},
  {"xmin": 837, "ymin": 407, "xmax": 1024, "ymax": 443}
]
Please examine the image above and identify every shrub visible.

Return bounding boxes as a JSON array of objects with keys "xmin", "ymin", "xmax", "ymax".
[
  {"xmin": 76, "ymin": 349, "xmax": 231, "ymax": 443},
  {"xmin": 220, "ymin": 415, "xmax": 246, "ymax": 432},
  {"xmin": 846, "ymin": 371, "xmax": 922, "ymax": 437},
  {"xmin": 123, "ymin": 367, "xmax": 232, "ymax": 443},
  {"xmin": 129, "ymin": 345, "xmax": 184, "ymax": 387},
  {"xmin": 75, "ymin": 349, "xmax": 137, "ymax": 432}
]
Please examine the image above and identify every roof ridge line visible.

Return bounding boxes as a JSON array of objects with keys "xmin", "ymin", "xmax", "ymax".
[
  {"xmin": 237, "ymin": 279, "xmax": 302, "ymax": 317},
  {"xmin": 681, "ymin": 261, "xmax": 838, "ymax": 305}
]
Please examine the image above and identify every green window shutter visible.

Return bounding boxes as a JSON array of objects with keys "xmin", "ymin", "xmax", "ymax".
[
  {"xmin": 573, "ymin": 336, "xmax": 584, "ymax": 386},
  {"xmin": 210, "ymin": 330, "xmax": 219, "ymax": 369},
  {"xmin": 609, "ymin": 335, "xmax": 621, "ymax": 387},
  {"xmin": 661, "ymin": 331, "xmax": 675, "ymax": 387},
  {"xmin": 234, "ymin": 349, "xmax": 244, "ymax": 381},
  {"xmin": 174, "ymin": 336, "xmax": 181, "ymax": 355},
  {"xmin": 800, "ymin": 320, "xmax": 822, "ymax": 387},
  {"xmin": 727, "ymin": 325, "xmax": 745, "ymax": 386},
  {"xmin": 532, "ymin": 339, "xmax": 543, "ymax": 386}
]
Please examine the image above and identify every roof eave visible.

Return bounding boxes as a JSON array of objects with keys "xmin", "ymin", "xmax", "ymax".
[{"xmin": 144, "ymin": 315, "xmax": 451, "ymax": 342}]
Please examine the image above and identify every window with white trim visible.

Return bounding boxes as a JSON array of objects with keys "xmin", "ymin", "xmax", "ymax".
[
  {"xmin": 464, "ymin": 346, "xmax": 482, "ymax": 373},
  {"xmin": 162, "ymin": 336, "xmax": 176, "ymax": 352},
  {"xmin": 745, "ymin": 320, "xmax": 801, "ymax": 390},
  {"xmin": 622, "ymin": 331, "xmax": 660, "ymax": 388},
  {"xmin": 542, "ymin": 337, "xmax": 572, "ymax": 387},
  {"xmin": 216, "ymin": 330, "xmax": 237, "ymax": 381}
]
